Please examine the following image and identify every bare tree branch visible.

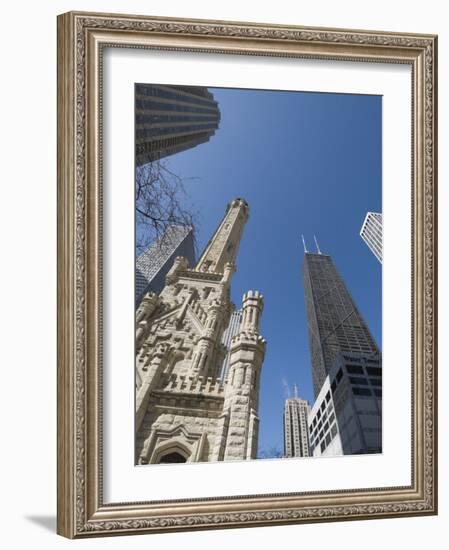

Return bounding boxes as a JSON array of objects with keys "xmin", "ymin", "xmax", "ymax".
[{"xmin": 135, "ymin": 160, "xmax": 199, "ymax": 256}]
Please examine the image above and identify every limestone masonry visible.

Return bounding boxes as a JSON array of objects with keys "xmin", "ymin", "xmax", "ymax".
[{"xmin": 135, "ymin": 198, "xmax": 266, "ymax": 464}]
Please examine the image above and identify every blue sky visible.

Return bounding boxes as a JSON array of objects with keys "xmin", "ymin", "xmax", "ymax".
[{"xmin": 142, "ymin": 87, "xmax": 382, "ymax": 455}]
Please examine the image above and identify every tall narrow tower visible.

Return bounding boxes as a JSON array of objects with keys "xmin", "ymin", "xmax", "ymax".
[
  {"xmin": 135, "ymin": 199, "xmax": 266, "ymax": 464},
  {"xmin": 303, "ymin": 252, "xmax": 379, "ymax": 398},
  {"xmin": 283, "ymin": 391, "xmax": 311, "ymax": 458}
]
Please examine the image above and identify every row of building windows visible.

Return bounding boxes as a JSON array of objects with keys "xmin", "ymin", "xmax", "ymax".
[
  {"xmin": 136, "ymin": 113, "xmax": 220, "ymax": 127},
  {"xmin": 361, "ymin": 221, "xmax": 382, "ymax": 240},
  {"xmin": 135, "ymin": 85, "xmax": 218, "ymax": 109},
  {"xmin": 344, "ymin": 363, "xmax": 381, "ymax": 377},
  {"xmin": 349, "ymin": 375, "xmax": 381, "ymax": 387},
  {"xmin": 307, "ymin": 360, "xmax": 383, "ymax": 448},
  {"xmin": 353, "ymin": 386, "xmax": 382, "ymax": 397},
  {"xmin": 309, "ymin": 391, "xmax": 336, "ymax": 450},
  {"xmin": 331, "ymin": 363, "xmax": 381, "ymax": 391},
  {"xmin": 310, "ymin": 419, "xmax": 338, "ymax": 454},
  {"xmin": 136, "ymin": 98, "xmax": 219, "ymax": 116},
  {"xmin": 136, "ymin": 122, "xmax": 217, "ymax": 141},
  {"xmin": 136, "ymin": 133, "xmax": 209, "ymax": 157},
  {"xmin": 361, "ymin": 218, "xmax": 382, "ymax": 261},
  {"xmin": 361, "ymin": 223, "xmax": 382, "ymax": 249}
]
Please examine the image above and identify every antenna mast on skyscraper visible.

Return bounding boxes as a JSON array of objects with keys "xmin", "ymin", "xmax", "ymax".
[
  {"xmin": 314, "ymin": 235, "xmax": 322, "ymax": 255},
  {"xmin": 301, "ymin": 234, "xmax": 308, "ymax": 253}
]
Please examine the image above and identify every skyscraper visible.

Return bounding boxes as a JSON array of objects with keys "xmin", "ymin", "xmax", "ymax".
[
  {"xmin": 135, "ymin": 225, "xmax": 195, "ymax": 305},
  {"xmin": 303, "ymin": 246, "xmax": 382, "ymax": 456},
  {"xmin": 360, "ymin": 212, "xmax": 382, "ymax": 263},
  {"xmin": 135, "ymin": 84, "xmax": 221, "ymax": 166},
  {"xmin": 283, "ymin": 391, "xmax": 311, "ymax": 458},
  {"xmin": 303, "ymin": 251, "xmax": 379, "ymax": 398}
]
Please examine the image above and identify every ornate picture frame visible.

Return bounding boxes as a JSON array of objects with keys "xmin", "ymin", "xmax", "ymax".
[{"xmin": 57, "ymin": 11, "xmax": 437, "ymax": 538}]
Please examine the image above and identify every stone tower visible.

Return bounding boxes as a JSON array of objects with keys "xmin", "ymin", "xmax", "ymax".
[{"xmin": 135, "ymin": 198, "xmax": 266, "ymax": 464}]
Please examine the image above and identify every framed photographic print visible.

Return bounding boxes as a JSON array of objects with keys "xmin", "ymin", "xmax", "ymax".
[{"xmin": 57, "ymin": 11, "xmax": 438, "ymax": 538}]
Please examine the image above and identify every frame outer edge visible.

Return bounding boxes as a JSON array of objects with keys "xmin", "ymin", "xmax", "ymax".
[
  {"xmin": 430, "ymin": 35, "xmax": 438, "ymax": 515},
  {"xmin": 56, "ymin": 10, "xmax": 438, "ymax": 537},
  {"xmin": 57, "ymin": 12, "xmax": 77, "ymax": 539}
]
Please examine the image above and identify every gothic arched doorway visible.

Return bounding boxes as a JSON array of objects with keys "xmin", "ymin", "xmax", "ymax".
[{"xmin": 158, "ymin": 451, "xmax": 187, "ymax": 464}]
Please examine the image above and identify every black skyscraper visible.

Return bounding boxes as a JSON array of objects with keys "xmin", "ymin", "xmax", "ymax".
[
  {"xmin": 303, "ymin": 252, "xmax": 379, "ymax": 398},
  {"xmin": 135, "ymin": 84, "xmax": 221, "ymax": 166}
]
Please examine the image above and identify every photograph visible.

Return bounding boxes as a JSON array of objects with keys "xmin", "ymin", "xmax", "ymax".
[{"xmin": 134, "ymin": 83, "xmax": 383, "ymax": 465}]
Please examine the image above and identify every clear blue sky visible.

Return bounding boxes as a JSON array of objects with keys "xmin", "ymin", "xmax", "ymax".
[{"xmin": 145, "ymin": 87, "xmax": 382, "ymax": 455}]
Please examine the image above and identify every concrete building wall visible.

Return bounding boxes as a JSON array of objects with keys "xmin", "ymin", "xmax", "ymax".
[{"xmin": 309, "ymin": 352, "xmax": 382, "ymax": 457}]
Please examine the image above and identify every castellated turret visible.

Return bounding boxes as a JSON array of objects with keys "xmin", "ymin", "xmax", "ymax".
[
  {"xmin": 135, "ymin": 199, "xmax": 266, "ymax": 465},
  {"xmin": 222, "ymin": 291, "xmax": 266, "ymax": 460},
  {"xmin": 241, "ymin": 290, "xmax": 264, "ymax": 331}
]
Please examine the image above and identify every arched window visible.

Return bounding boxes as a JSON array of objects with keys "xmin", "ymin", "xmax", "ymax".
[
  {"xmin": 158, "ymin": 452, "xmax": 187, "ymax": 464},
  {"xmin": 151, "ymin": 440, "xmax": 192, "ymax": 464}
]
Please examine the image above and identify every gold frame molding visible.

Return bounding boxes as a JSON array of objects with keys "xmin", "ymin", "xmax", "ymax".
[{"xmin": 57, "ymin": 11, "xmax": 438, "ymax": 539}]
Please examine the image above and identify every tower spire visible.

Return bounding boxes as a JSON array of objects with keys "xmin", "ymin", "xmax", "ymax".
[
  {"xmin": 195, "ymin": 198, "xmax": 249, "ymax": 274},
  {"xmin": 293, "ymin": 383, "xmax": 298, "ymax": 398},
  {"xmin": 301, "ymin": 234, "xmax": 308, "ymax": 254},
  {"xmin": 314, "ymin": 235, "xmax": 322, "ymax": 255}
]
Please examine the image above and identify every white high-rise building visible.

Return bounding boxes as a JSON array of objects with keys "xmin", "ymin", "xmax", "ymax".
[
  {"xmin": 283, "ymin": 391, "xmax": 311, "ymax": 458},
  {"xmin": 360, "ymin": 212, "xmax": 382, "ymax": 263},
  {"xmin": 308, "ymin": 352, "xmax": 382, "ymax": 457}
]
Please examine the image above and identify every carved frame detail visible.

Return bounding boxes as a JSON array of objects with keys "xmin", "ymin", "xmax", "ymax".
[{"xmin": 57, "ymin": 11, "xmax": 437, "ymax": 538}]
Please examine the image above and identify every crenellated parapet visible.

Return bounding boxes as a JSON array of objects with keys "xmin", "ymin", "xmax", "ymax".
[
  {"xmin": 227, "ymin": 329, "xmax": 266, "ymax": 390},
  {"xmin": 163, "ymin": 373, "xmax": 226, "ymax": 396},
  {"xmin": 241, "ymin": 290, "xmax": 264, "ymax": 333},
  {"xmin": 230, "ymin": 331, "xmax": 267, "ymax": 352},
  {"xmin": 228, "ymin": 290, "xmax": 266, "ymax": 360}
]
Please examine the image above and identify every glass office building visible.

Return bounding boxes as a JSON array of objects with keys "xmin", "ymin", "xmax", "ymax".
[
  {"xmin": 303, "ymin": 252, "xmax": 380, "ymax": 398},
  {"xmin": 135, "ymin": 225, "xmax": 195, "ymax": 306},
  {"xmin": 135, "ymin": 84, "xmax": 221, "ymax": 166}
]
